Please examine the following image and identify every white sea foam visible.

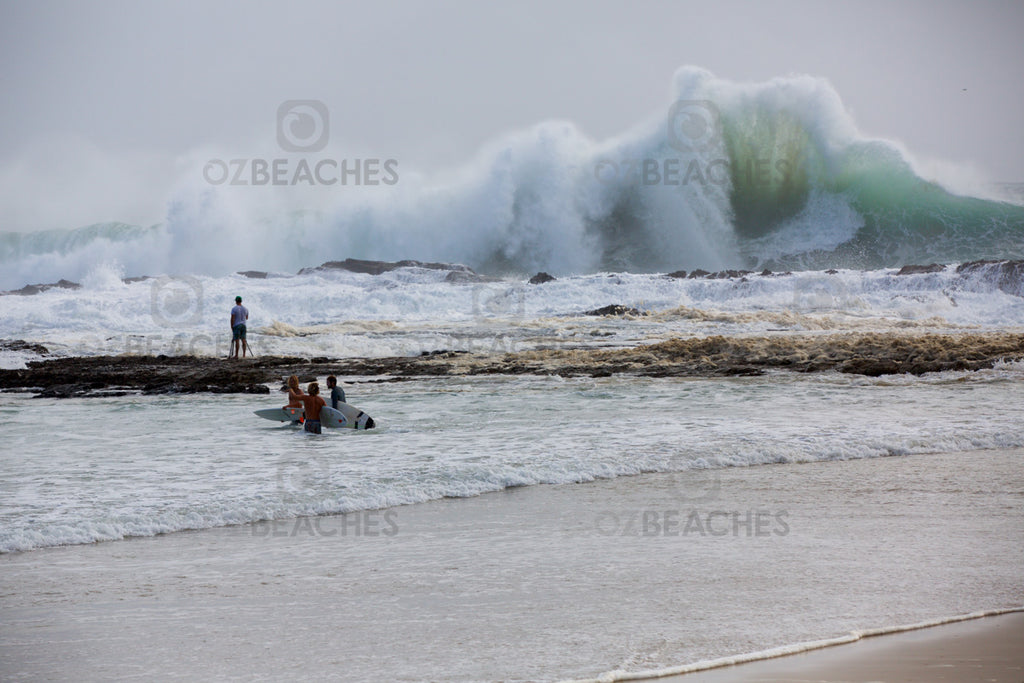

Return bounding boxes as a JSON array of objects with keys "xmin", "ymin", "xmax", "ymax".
[
  {"xmin": 3, "ymin": 69, "xmax": 1021, "ymax": 291},
  {"xmin": 571, "ymin": 607, "xmax": 1024, "ymax": 682},
  {"xmin": 1, "ymin": 263, "xmax": 1021, "ymax": 365},
  {"xmin": 3, "ymin": 365, "xmax": 1024, "ymax": 554}
]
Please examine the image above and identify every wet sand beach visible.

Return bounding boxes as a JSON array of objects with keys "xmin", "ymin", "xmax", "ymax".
[
  {"xmin": 2, "ymin": 448, "xmax": 1021, "ymax": 682},
  {"xmin": 651, "ymin": 611, "xmax": 1024, "ymax": 683}
]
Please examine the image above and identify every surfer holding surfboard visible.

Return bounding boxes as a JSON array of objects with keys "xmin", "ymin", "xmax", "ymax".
[
  {"xmin": 290, "ymin": 381, "xmax": 326, "ymax": 434},
  {"xmin": 326, "ymin": 375, "xmax": 345, "ymax": 408},
  {"xmin": 283, "ymin": 375, "xmax": 305, "ymax": 424},
  {"xmin": 255, "ymin": 375, "xmax": 376, "ymax": 430}
]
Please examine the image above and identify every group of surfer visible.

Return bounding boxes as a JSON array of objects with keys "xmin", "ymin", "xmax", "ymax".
[
  {"xmin": 231, "ymin": 295, "xmax": 354, "ymax": 433},
  {"xmin": 284, "ymin": 375, "xmax": 347, "ymax": 434}
]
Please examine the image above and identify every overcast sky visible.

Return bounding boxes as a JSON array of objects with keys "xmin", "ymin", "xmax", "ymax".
[{"xmin": 1, "ymin": 0, "xmax": 1022, "ymax": 231}]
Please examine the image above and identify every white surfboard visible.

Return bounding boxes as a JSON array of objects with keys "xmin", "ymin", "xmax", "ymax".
[
  {"xmin": 322, "ymin": 402, "xmax": 376, "ymax": 430},
  {"xmin": 319, "ymin": 405, "xmax": 348, "ymax": 428},
  {"xmin": 254, "ymin": 403, "xmax": 375, "ymax": 429},
  {"xmin": 254, "ymin": 406, "xmax": 305, "ymax": 422}
]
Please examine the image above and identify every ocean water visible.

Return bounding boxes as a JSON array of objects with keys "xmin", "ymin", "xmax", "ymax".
[
  {"xmin": 2, "ymin": 67, "xmax": 1024, "ymax": 680},
  {"xmin": 2, "ymin": 68, "xmax": 1024, "ymax": 291},
  {"xmin": 1, "ymin": 262, "xmax": 1023, "ymax": 366},
  {"xmin": 3, "ymin": 365, "xmax": 1024, "ymax": 555}
]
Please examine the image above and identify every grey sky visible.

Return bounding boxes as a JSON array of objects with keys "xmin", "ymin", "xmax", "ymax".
[{"xmin": 1, "ymin": 0, "xmax": 1022, "ymax": 231}]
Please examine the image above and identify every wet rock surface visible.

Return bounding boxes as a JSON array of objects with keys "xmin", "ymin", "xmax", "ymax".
[
  {"xmin": 578, "ymin": 305, "xmax": 648, "ymax": 317},
  {"xmin": 897, "ymin": 263, "xmax": 946, "ymax": 275},
  {"xmin": 0, "ymin": 340, "xmax": 51, "ymax": 356},
  {"xmin": 297, "ymin": 258, "xmax": 478, "ymax": 277},
  {"xmin": 528, "ymin": 272, "xmax": 556, "ymax": 284},
  {"xmin": 955, "ymin": 259, "xmax": 1024, "ymax": 296},
  {"xmin": 2, "ymin": 332, "xmax": 1022, "ymax": 397},
  {"xmin": 1, "ymin": 279, "xmax": 82, "ymax": 296}
]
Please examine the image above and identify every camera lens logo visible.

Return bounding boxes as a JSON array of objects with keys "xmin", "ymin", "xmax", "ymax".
[
  {"xmin": 792, "ymin": 275, "xmax": 855, "ymax": 311},
  {"xmin": 276, "ymin": 454, "xmax": 331, "ymax": 496},
  {"xmin": 673, "ymin": 466, "xmax": 721, "ymax": 505},
  {"xmin": 471, "ymin": 284, "xmax": 526, "ymax": 321},
  {"xmin": 667, "ymin": 446, "xmax": 721, "ymax": 505},
  {"xmin": 150, "ymin": 276, "xmax": 204, "ymax": 327},
  {"xmin": 667, "ymin": 100, "xmax": 721, "ymax": 153},
  {"xmin": 277, "ymin": 100, "xmax": 330, "ymax": 152}
]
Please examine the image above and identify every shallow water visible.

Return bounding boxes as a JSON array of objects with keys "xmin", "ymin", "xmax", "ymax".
[
  {"xmin": 3, "ymin": 261, "xmax": 1023, "ymax": 680},
  {"xmin": 2, "ymin": 447, "xmax": 1021, "ymax": 681},
  {"xmin": 4, "ymin": 365, "xmax": 1023, "ymax": 554}
]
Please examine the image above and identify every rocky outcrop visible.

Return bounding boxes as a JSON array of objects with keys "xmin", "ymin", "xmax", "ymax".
[
  {"xmin": 528, "ymin": 272, "xmax": 556, "ymax": 284},
  {"xmin": 579, "ymin": 305, "xmax": 647, "ymax": 317},
  {"xmin": 4, "ymin": 332, "xmax": 1022, "ymax": 396},
  {"xmin": 1, "ymin": 279, "xmax": 81, "ymax": 296},
  {"xmin": 0, "ymin": 339, "xmax": 50, "ymax": 356},
  {"xmin": 955, "ymin": 259, "xmax": 1024, "ymax": 297},
  {"xmin": 297, "ymin": 258, "xmax": 478, "ymax": 277},
  {"xmin": 897, "ymin": 263, "xmax": 946, "ymax": 275}
]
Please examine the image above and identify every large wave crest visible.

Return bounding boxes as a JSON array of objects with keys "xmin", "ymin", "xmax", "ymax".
[{"xmin": 2, "ymin": 66, "xmax": 1022, "ymax": 290}]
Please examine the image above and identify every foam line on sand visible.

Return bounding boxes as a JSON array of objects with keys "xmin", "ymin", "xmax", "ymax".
[{"xmin": 570, "ymin": 606, "xmax": 1024, "ymax": 682}]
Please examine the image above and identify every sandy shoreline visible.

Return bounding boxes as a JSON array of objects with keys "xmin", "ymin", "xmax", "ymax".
[
  {"xmin": 645, "ymin": 611, "xmax": 1024, "ymax": 683},
  {"xmin": 2, "ymin": 448, "xmax": 1022, "ymax": 681}
]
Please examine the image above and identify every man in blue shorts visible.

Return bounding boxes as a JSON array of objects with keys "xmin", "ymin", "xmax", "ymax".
[{"xmin": 229, "ymin": 296, "xmax": 250, "ymax": 359}]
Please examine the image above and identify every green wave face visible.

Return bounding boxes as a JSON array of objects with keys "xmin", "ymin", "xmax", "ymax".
[
  {"xmin": 719, "ymin": 104, "xmax": 1024, "ymax": 270},
  {"xmin": 722, "ymin": 107, "xmax": 815, "ymax": 239},
  {"xmin": 0, "ymin": 223, "xmax": 156, "ymax": 263}
]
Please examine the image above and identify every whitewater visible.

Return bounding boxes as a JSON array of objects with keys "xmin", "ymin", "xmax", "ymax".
[
  {"xmin": 2, "ymin": 67, "xmax": 1023, "ymax": 291},
  {"xmin": 2, "ymin": 67, "xmax": 1023, "ymax": 682}
]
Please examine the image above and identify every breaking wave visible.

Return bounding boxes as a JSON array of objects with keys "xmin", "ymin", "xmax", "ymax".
[{"xmin": 2, "ymin": 67, "xmax": 1023, "ymax": 290}]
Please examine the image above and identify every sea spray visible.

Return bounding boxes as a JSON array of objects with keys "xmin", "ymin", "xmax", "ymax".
[{"xmin": 2, "ymin": 68, "xmax": 1023, "ymax": 291}]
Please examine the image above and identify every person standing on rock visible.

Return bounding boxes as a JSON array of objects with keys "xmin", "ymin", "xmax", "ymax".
[{"xmin": 229, "ymin": 296, "xmax": 250, "ymax": 359}]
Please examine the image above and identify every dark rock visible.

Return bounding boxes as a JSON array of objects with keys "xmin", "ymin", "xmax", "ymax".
[
  {"xmin": 707, "ymin": 270, "xmax": 753, "ymax": 279},
  {"xmin": 237, "ymin": 270, "xmax": 269, "ymax": 279},
  {"xmin": 0, "ymin": 339, "xmax": 50, "ymax": 356},
  {"xmin": 3, "ymin": 279, "xmax": 81, "ymax": 296},
  {"xmin": 298, "ymin": 258, "xmax": 477, "ymax": 277},
  {"xmin": 955, "ymin": 259, "xmax": 1024, "ymax": 297},
  {"xmin": 838, "ymin": 359, "xmax": 902, "ymax": 376},
  {"xmin": 666, "ymin": 270, "xmax": 688, "ymax": 279},
  {"xmin": 897, "ymin": 263, "xmax": 946, "ymax": 275},
  {"xmin": 581, "ymin": 305, "xmax": 646, "ymax": 317},
  {"xmin": 34, "ymin": 383, "xmax": 94, "ymax": 398},
  {"xmin": 122, "ymin": 276, "xmax": 152, "ymax": 284},
  {"xmin": 529, "ymin": 272, "xmax": 557, "ymax": 284},
  {"xmin": 825, "ymin": 269, "xmax": 839, "ymax": 275},
  {"xmin": 0, "ymin": 355, "xmax": 309, "ymax": 398},
  {"xmin": 4, "ymin": 331, "xmax": 1023, "ymax": 395},
  {"xmin": 445, "ymin": 270, "xmax": 494, "ymax": 283},
  {"xmin": 721, "ymin": 366, "xmax": 765, "ymax": 376},
  {"xmin": 687, "ymin": 269, "xmax": 711, "ymax": 279}
]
